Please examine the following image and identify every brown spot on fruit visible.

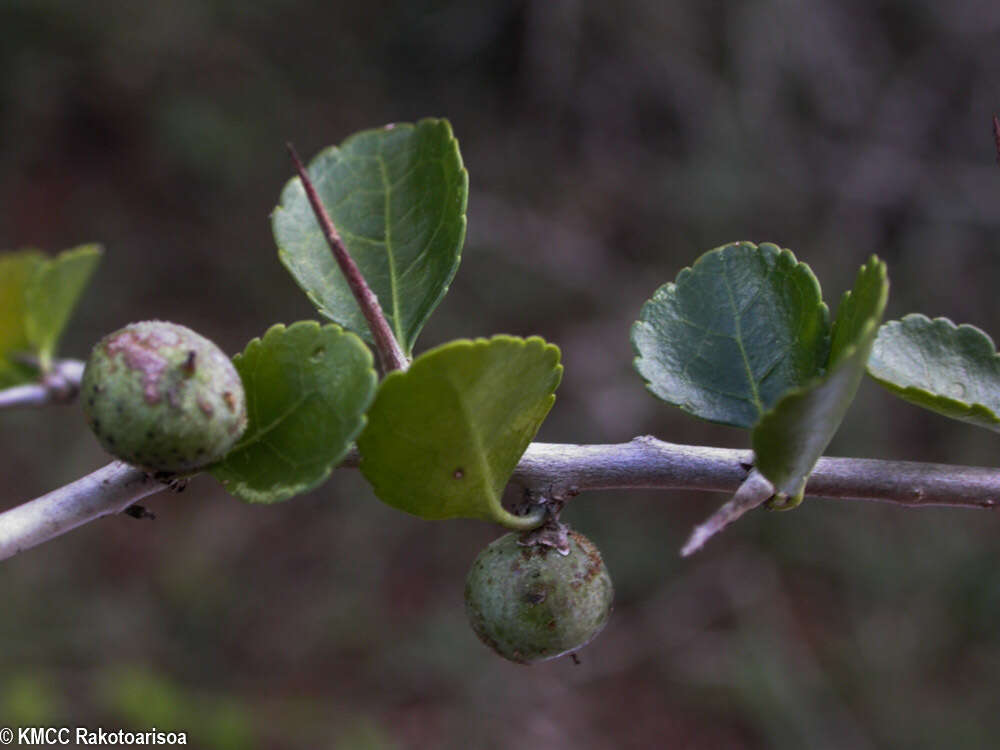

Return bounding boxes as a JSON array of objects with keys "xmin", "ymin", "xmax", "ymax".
[
  {"xmin": 104, "ymin": 326, "xmax": 176, "ymax": 404},
  {"xmin": 198, "ymin": 397, "xmax": 214, "ymax": 417},
  {"xmin": 524, "ymin": 586, "xmax": 547, "ymax": 605}
]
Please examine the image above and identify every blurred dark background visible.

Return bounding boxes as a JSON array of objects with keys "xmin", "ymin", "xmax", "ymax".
[{"xmin": 3, "ymin": 1, "xmax": 1000, "ymax": 747}]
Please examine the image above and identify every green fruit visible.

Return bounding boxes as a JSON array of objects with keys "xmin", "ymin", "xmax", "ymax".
[
  {"xmin": 464, "ymin": 529, "xmax": 614, "ymax": 664},
  {"xmin": 81, "ymin": 321, "xmax": 247, "ymax": 473}
]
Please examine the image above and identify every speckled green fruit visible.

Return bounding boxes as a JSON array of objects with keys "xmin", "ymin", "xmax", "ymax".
[
  {"xmin": 81, "ymin": 321, "xmax": 247, "ymax": 473},
  {"xmin": 464, "ymin": 530, "xmax": 614, "ymax": 664}
]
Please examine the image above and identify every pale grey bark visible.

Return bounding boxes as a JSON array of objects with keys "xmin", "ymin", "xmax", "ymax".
[
  {"xmin": 0, "ymin": 461, "xmax": 161, "ymax": 560},
  {"xmin": 0, "ymin": 359, "xmax": 84, "ymax": 409},
  {"xmin": 2, "ymin": 436, "xmax": 998, "ymax": 562},
  {"xmin": 511, "ymin": 437, "xmax": 1000, "ymax": 510}
]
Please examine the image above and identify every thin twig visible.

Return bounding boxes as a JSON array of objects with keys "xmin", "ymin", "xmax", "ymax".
[
  {"xmin": 4, "ymin": 437, "xmax": 1000, "ymax": 562},
  {"xmin": 286, "ymin": 144, "xmax": 410, "ymax": 372},
  {"xmin": 0, "ymin": 359, "xmax": 84, "ymax": 409},
  {"xmin": 509, "ymin": 437, "xmax": 1000, "ymax": 509},
  {"xmin": 680, "ymin": 468, "xmax": 774, "ymax": 556},
  {"xmin": 993, "ymin": 113, "xmax": 1000, "ymax": 165},
  {"xmin": 0, "ymin": 461, "xmax": 163, "ymax": 560}
]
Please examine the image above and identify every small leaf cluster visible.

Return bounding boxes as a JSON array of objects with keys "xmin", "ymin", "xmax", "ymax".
[
  {"xmin": 0, "ymin": 245, "xmax": 101, "ymax": 384},
  {"xmin": 252, "ymin": 119, "xmax": 562, "ymax": 519},
  {"xmin": 633, "ymin": 242, "xmax": 1000, "ymax": 506},
  {"xmin": 632, "ymin": 244, "xmax": 889, "ymax": 504}
]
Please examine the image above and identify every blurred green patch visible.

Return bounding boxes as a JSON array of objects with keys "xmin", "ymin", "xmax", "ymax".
[
  {"xmin": 0, "ymin": 672, "xmax": 61, "ymax": 724},
  {"xmin": 98, "ymin": 665, "xmax": 257, "ymax": 750},
  {"xmin": 155, "ymin": 96, "xmax": 258, "ymax": 188},
  {"xmin": 335, "ymin": 718, "xmax": 399, "ymax": 750}
]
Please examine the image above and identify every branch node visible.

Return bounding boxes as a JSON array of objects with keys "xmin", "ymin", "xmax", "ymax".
[{"xmin": 518, "ymin": 514, "xmax": 571, "ymax": 555}]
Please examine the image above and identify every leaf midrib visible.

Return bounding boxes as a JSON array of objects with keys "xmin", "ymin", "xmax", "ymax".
[
  {"xmin": 721, "ymin": 253, "xmax": 764, "ymax": 418},
  {"xmin": 442, "ymin": 370, "xmax": 496, "ymax": 505},
  {"xmin": 375, "ymin": 146, "xmax": 404, "ymax": 347}
]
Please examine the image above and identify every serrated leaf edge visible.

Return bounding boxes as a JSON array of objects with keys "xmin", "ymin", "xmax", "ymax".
[
  {"xmin": 752, "ymin": 255, "xmax": 888, "ymax": 496},
  {"xmin": 866, "ymin": 313, "xmax": 1000, "ymax": 430},
  {"xmin": 214, "ymin": 320, "xmax": 377, "ymax": 503},
  {"xmin": 272, "ymin": 118, "xmax": 468, "ymax": 354},
  {"xmin": 359, "ymin": 334, "xmax": 562, "ymax": 529},
  {"xmin": 630, "ymin": 240, "xmax": 830, "ymax": 428}
]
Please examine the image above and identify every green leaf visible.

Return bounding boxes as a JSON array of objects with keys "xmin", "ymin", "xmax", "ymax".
[
  {"xmin": 0, "ymin": 250, "xmax": 45, "ymax": 387},
  {"xmin": 25, "ymin": 244, "xmax": 102, "ymax": 370},
  {"xmin": 867, "ymin": 314, "xmax": 1000, "ymax": 432},
  {"xmin": 753, "ymin": 256, "xmax": 888, "ymax": 502},
  {"xmin": 273, "ymin": 118, "xmax": 468, "ymax": 356},
  {"xmin": 631, "ymin": 241, "xmax": 829, "ymax": 428},
  {"xmin": 357, "ymin": 336, "xmax": 562, "ymax": 528},
  {"xmin": 211, "ymin": 321, "xmax": 377, "ymax": 503}
]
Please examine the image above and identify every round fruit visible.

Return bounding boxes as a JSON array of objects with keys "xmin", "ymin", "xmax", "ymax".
[
  {"xmin": 464, "ymin": 529, "xmax": 614, "ymax": 664},
  {"xmin": 81, "ymin": 321, "xmax": 247, "ymax": 473}
]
